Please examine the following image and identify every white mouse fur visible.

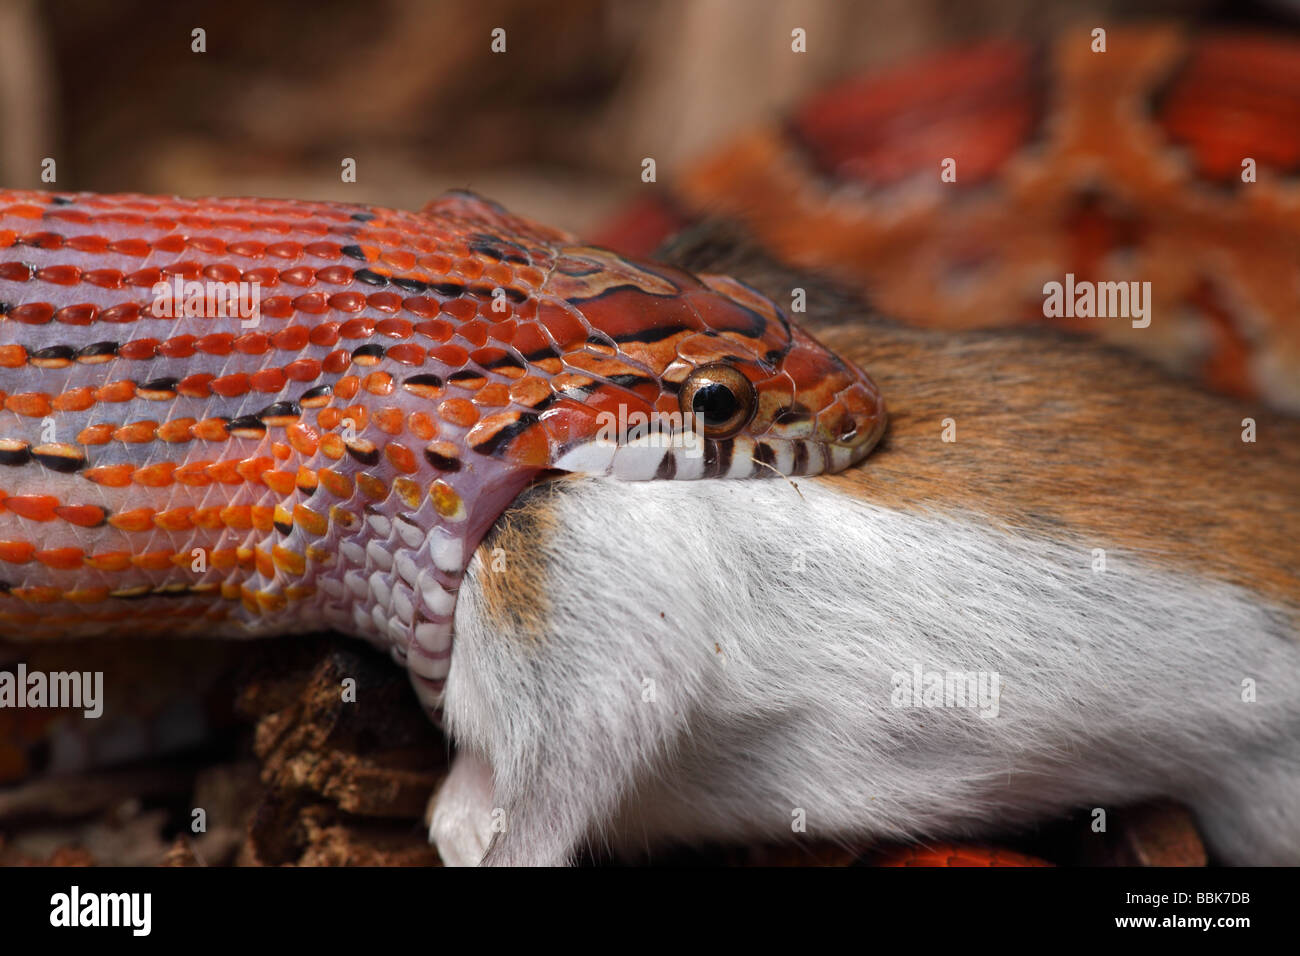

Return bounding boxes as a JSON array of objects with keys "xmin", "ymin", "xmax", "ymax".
[{"xmin": 430, "ymin": 476, "xmax": 1300, "ymax": 866}]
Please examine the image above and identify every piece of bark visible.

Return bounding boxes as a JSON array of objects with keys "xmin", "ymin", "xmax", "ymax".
[
  {"xmin": 232, "ymin": 638, "xmax": 447, "ymax": 865},
  {"xmin": 161, "ymin": 837, "xmax": 201, "ymax": 867},
  {"xmin": 0, "ymin": 841, "xmax": 96, "ymax": 867},
  {"xmin": 1077, "ymin": 800, "xmax": 1208, "ymax": 866},
  {"xmin": 291, "ymin": 805, "xmax": 441, "ymax": 868},
  {"xmin": 187, "ymin": 762, "xmax": 262, "ymax": 866},
  {"xmin": 0, "ymin": 768, "xmax": 195, "ymax": 823}
]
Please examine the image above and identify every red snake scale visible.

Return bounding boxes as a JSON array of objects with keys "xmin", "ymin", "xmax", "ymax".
[{"xmin": 3, "ymin": 23, "xmax": 1292, "ymax": 867}]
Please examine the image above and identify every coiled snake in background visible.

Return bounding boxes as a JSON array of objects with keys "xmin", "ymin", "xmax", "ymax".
[
  {"xmin": 1, "ymin": 24, "xmax": 1295, "ymax": 867},
  {"xmin": 599, "ymin": 25, "xmax": 1300, "ymax": 413}
]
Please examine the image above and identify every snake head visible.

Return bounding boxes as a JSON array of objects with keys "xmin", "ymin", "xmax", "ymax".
[
  {"xmin": 532, "ymin": 245, "xmax": 887, "ymax": 480},
  {"xmin": 421, "ymin": 191, "xmax": 884, "ymax": 482}
]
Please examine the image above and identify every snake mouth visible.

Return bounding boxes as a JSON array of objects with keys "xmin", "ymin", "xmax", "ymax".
[{"xmin": 550, "ymin": 410, "xmax": 887, "ymax": 481}]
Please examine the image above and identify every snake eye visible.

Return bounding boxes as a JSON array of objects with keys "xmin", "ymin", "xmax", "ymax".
[{"xmin": 678, "ymin": 363, "xmax": 757, "ymax": 440}]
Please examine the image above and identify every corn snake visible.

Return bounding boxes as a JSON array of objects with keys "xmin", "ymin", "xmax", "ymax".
[{"xmin": 0, "ymin": 188, "xmax": 884, "ymax": 723}]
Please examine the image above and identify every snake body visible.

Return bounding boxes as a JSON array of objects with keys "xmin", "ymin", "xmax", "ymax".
[{"xmin": 0, "ymin": 188, "xmax": 884, "ymax": 711}]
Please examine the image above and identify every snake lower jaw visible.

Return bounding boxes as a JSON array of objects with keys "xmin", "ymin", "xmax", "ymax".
[{"xmin": 551, "ymin": 426, "xmax": 886, "ymax": 482}]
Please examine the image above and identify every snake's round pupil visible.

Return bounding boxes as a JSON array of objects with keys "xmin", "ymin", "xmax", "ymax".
[
  {"xmin": 692, "ymin": 383, "xmax": 739, "ymax": 424},
  {"xmin": 677, "ymin": 363, "xmax": 756, "ymax": 440}
]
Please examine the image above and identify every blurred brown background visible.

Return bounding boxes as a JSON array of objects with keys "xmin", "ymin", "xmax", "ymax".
[{"xmin": 0, "ymin": 0, "xmax": 1268, "ymax": 235}]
